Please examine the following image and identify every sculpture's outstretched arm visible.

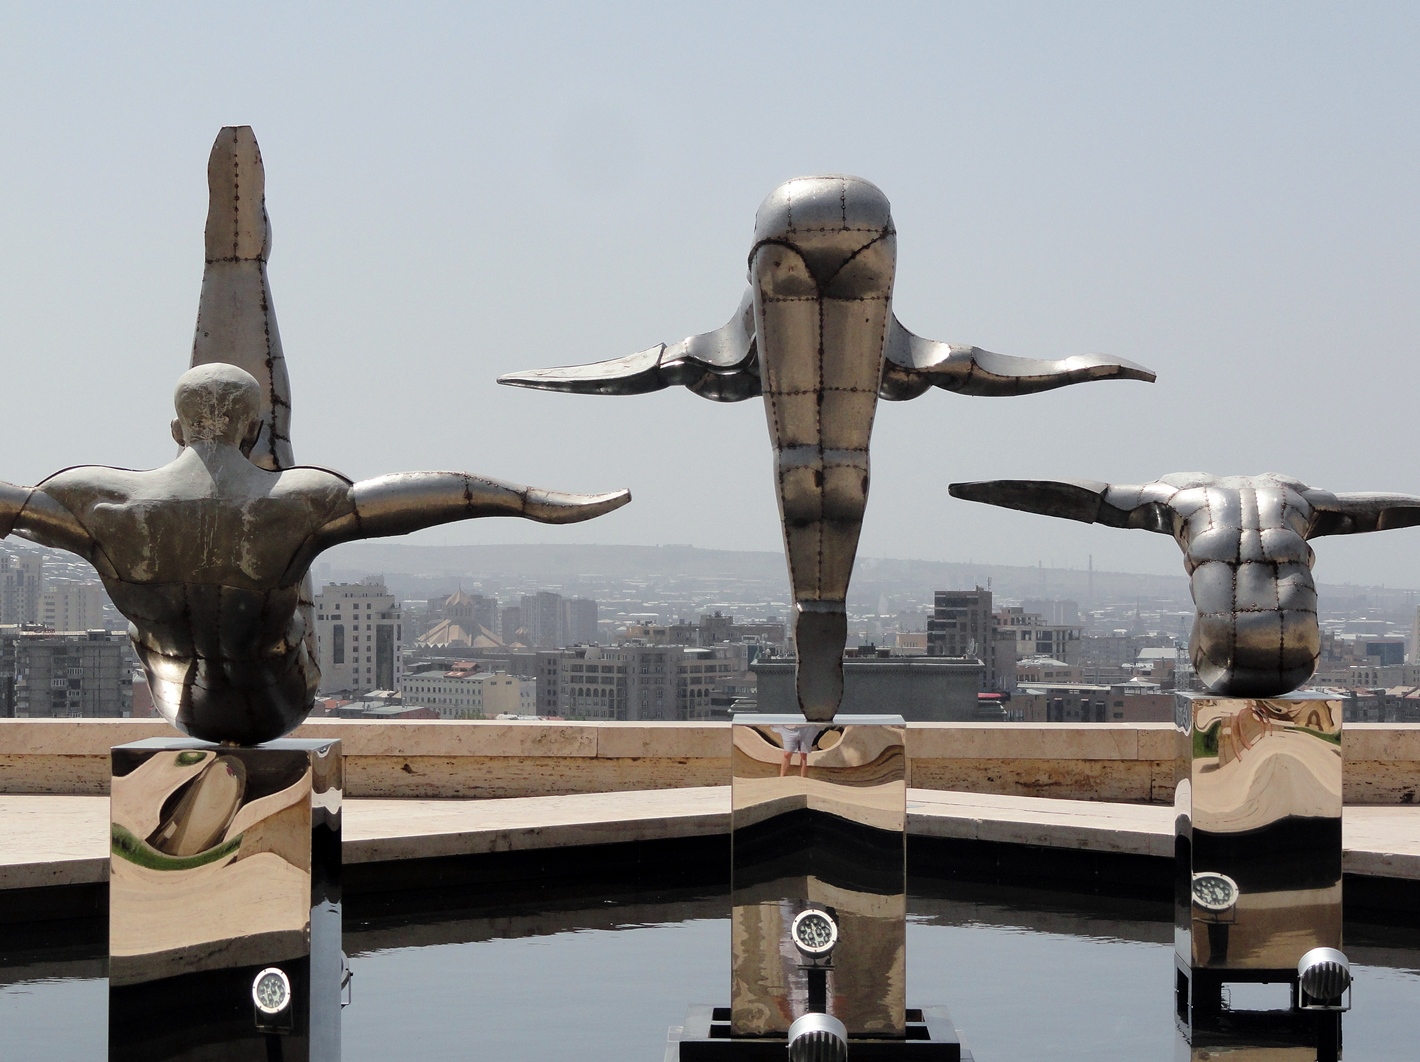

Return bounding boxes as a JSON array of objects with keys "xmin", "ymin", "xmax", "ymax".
[
  {"xmin": 1304, "ymin": 490, "xmax": 1420, "ymax": 537},
  {"xmin": 315, "ymin": 472, "xmax": 630, "ymax": 547},
  {"xmin": 948, "ymin": 478, "xmax": 1176, "ymax": 534},
  {"xmin": 880, "ymin": 316, "xmax": 1156, "ymax": 400},
  {"xmin": 0, "ymin": 483, "xmax": 24, "ymax": 540},
  {"xmin": 0, "ymin": 482, "xmax": 95, "ymax": 557},
  {"xmin": 498, "ymin": 289, "xmax": 761, "ymax": 403}
]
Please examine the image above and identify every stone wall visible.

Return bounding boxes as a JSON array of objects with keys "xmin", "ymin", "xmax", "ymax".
[{"xmin": 1, "ymin": 719, "xmax": 1417, "ymax": 804}]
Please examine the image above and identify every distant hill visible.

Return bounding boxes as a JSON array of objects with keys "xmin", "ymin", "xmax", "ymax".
[{"xmin": 321, "ymin": 541, "xmax": 1194, "ymax": 609}]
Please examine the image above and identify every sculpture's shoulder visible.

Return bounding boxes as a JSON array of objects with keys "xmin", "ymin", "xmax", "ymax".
[
  {"xmin": 273, "ymin": 465, "xmax": 355, "ymax": 517},
  {"xmin": 1156, "ymin": 472, "xmax": 1221, "ymax": 493},
  {"xmin": 34, "ymin": 464, "xmax": 146, "ymax": 512}
]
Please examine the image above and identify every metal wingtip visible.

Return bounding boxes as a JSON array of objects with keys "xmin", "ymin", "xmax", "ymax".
[
  {"xmin": 496, "ymin": 370, "xmax": 545, "ymax": 389},
  {"xmin": 948, "ymin": 481, "xmax": 989, "ymax": 501},
  {"xmin": 1105, "ymin": 356, "xmax": 1157, "ymax": 384}
]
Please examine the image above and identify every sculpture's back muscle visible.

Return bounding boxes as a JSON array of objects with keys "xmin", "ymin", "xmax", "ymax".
[
  {"xmin": 0, "ymin": 129, "xmax": 630, "ymax": 745},
  {"xmin": 951, "ymin": 473, "xmax": 1420, "ymax": 697}
]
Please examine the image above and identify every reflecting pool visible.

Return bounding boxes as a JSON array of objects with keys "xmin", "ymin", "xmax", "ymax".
[{"xmin": 4, "ymin": 885, "xmax": 1418, "ymax": 1060}]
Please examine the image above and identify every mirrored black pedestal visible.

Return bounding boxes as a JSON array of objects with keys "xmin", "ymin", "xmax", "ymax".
[{"xmin": 107, "ymin": 737, "xmax": 344, "ymax": 1062}]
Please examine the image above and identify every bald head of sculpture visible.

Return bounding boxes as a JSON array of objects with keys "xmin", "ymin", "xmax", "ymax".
[{"xmin": 170, "ymin": 363, "xmax": 264, "ymax": 450}]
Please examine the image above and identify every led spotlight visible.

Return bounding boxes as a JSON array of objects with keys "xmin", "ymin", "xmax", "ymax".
[
  {"xmin": 791, "ymin": 908, "xmax": 839, "ymax": 961},
  {"xmin": 786, "ymin": 1012, "xmax": 848, "ymax": 1062},
  {"xmin": 252, "ymin": 966, "xmax": 293, "ymax": 1033},
  {"xmin": 1297, "ymin": 947, "xmax": 1351, "ymax": 1011}
]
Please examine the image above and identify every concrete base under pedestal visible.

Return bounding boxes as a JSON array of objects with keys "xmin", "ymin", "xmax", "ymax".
[{"xmin": 665, "ymin": 1006, "xmax": 972, "ymax": 1061}]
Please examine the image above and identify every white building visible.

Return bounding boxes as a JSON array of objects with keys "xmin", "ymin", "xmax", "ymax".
[
  {"xmin": 39, "ymin": 583, "xmax": 110, "ymax": 632},
  {"xmin": 403, "ymin": 665, "xmax": 534, "ymax": 719},
  {"xmin": 314, "ymin": 579, "xmax": 403, "ymax": 695},
  {"xmin": 0, "ymin": 552, "xmax": 42, "ymax": 625}
]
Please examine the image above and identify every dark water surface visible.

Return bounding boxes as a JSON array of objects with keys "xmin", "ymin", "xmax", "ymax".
[{"xmin": 4, "ymin": 885, "xmax": 1418, "ymax": 1060}]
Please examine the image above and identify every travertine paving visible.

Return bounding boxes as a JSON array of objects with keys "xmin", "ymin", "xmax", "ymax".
[{"xmin": 4, "ymin": 788, "xmax": 1420, "ymax": 891}]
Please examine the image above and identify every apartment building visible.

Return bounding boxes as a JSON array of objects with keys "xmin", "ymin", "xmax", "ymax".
[
  {"xmin": 314, "ymin": 579, "xmax": 404, "ymax": 695},
  {"xmin": 540, "ymin": 643, "xmax": 749, "ymax": 720},
  {"xmin": 1, "ymin": 629, "xmax": 128, "ymax": 718},
  {"xmin": 403, "ymin": 663, "xmax": 535, "ymax": 719}
]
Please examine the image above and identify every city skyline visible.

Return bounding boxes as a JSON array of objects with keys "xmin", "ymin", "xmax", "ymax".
[{"xmin": 0, "ymin": 7, "xmax": 1417, "ymax": 584}]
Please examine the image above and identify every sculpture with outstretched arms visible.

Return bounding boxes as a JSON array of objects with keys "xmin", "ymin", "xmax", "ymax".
[
  {"xmin": 0, "ymin": 363, "xmax": 628, "ymax": 744},
  {"xmin": 948, "ymin": 473, "xmax": 1420, "ymax": 696},
  {"xmin": 0, "ymin": 127, "xmax": 629, "ymax": 744},
  {"xmin": 501, "ymin": 175, "xmax": 1155, "ymax": 720}
]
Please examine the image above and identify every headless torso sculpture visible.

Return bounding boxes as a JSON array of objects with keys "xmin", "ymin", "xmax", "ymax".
[
  {"xmin": 0, "ymin": 128, "xmax": 628, "ymax": 745},
  {"xmin": 502, "ymin": 175, "xmax": 1156, "ymax": 720},
  {"xmin": 949, "ymin": 473, "xmax": 1420, "ymax": 696}
]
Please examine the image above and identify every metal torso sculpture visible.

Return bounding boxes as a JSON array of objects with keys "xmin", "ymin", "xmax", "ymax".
[
  {"xmin": 0, "ymin": 129, "xmax": 629, "ymax": 745},
  {"xmin": 949, "ymin": 473, "xmax": 1420, "ymax": 696},
  {"xmin": 501, "ymin": 175, "xmax": 1155, "ymax": 720}
]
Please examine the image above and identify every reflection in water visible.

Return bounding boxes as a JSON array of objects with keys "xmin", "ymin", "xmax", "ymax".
[{"xmin": 6, "ymin": 884, "xmax": 1420, "ymax": 1062}]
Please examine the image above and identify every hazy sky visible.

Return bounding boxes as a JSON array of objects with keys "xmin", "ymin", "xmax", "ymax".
[{"xmin": 1, "ymin": 4, "xmax": 1418, "ymax": 584}]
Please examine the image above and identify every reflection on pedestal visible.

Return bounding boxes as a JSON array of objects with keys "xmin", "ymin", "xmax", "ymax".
[
  {"xmin": 1174, "ymin": 692, "xmax": 1347, "ymax": 1060},
  {"xmin": 108, "ymin": 737, "xmax": 344, "ymax": 1062},
  {"xmin": 669, "ymin": 714, "xmax": 969, "ymax": 1059},
  {"xmin": 731, "ymin": 714, "xmax": 906, "ymax": 1038}
]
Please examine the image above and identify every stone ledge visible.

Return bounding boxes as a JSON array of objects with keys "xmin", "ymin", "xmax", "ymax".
[
  {"xmin": 1, "ymin": 720, "xmax": 1418, "ymax": 804},
  {"xmin": 6, "ymin": 789, "xmax": 1420, "ymax": 893}
]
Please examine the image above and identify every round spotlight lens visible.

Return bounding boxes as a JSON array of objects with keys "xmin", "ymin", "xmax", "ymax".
[
  {"xmin": 252, "ymin": 967, "xmax": 292, "ymax": 1015},
  {"xmin": 791, "ymin": 909, "xmax": 839, "ymax": 958},
  {"xmin": 1191, "ymin": 872, "xmax": 1239, "ymax": 912}
]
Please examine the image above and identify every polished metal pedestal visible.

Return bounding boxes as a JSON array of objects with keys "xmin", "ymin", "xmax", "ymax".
[
  {"xmin": 108, "ymin": 737, "xmax": 343, "ymax": 1062},
  {"xmin": 731, "ymin": 713, "xmax": 907, "ymax": 1037},
  {"xmin": 1174, "ymin": 691, "xmax": 1343, "ymax": 1046},
  {"xmin": 669, "ymin": 714, "xmax": 968, "ymax": 1059}
]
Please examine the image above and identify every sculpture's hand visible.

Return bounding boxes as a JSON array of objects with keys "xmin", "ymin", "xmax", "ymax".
[
  {"xmin": 1304, "ymin": 490, "xmax": 1420, "ymax": 537},
  {"xmin": 521, "ymin": 487, "xmax": 632, "ymax": 523},
  {"xmin": 880, "ymin": 316, "xmax": 1156, "ymax": 400},
  {"xmin": 318, "ymin": 472, "xmax": 630, "ymax": 545},
  {"xmin": 949, "ymin": 478, "xmax": 1176, "ymax": 534},
  {"xmin": 498, "ymin": 289, "xmax": 761, "ymax": 403}
]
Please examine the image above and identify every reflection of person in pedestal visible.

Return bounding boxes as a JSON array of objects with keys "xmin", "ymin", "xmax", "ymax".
[{"xmin": 773, "ymin": 724, "xmax": 823, "ymax": 777}]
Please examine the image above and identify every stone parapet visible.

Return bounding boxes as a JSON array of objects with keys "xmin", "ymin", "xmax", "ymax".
[{"xmin": 1, "ymin": 719, "xmax": 1418, "ymax": 804}]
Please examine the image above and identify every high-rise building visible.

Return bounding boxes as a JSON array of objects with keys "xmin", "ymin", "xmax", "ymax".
[
  {"xmin": 0, "ymin": 552, "xmax": 43, "ymax": 625},
  {"xmin": 500, "ymin": 605, "xmax": 524, "ymax": 645},
  {"xmin": 38, "ymin": 583, "xmax": 111, "ymax": 632},
  {"xmin": 564, "ymin": 598, "xmax": 599, "ymax": 645},
  {"xmin": 927, "ymin": 588, "xmax": 1016, "ymax": 692},
  {"xmin": 520, "ymin": 591, "xmax": 565, "ymax": 648},
  {"xmin": 313, "ymin": 578, "xmax": 403, "ymax": 695},
  {"xmin": 1022, "ymin": 599, "xmax": 1081, "ymax": 626},
  {"xmin": 1, "ymin": 629, "xmax": 128, "ymax": 718}
]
